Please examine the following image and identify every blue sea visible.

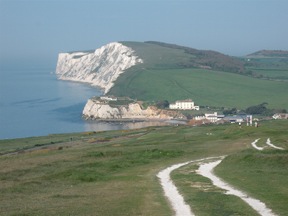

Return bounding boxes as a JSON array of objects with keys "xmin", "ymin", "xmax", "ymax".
[{"xmin": 0, "ymin": 69, "xmax": 169, "ymax": 139}]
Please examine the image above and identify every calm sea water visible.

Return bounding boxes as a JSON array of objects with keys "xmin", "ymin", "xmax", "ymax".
[{"xmin": 0, "ymin": 69, "xmax": 169, "ymax": 139}]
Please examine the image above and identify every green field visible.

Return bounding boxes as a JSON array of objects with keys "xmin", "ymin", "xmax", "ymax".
[
  {"xmin": 110, "ymin": 67, "xmax": 288, "ymax": 109},
  {"xmin": 244, "ymin": 56, "xmax": 288, "ymax": 80},
  {"xmin": 1, "ymin": 120, "xmax": 287, "ymax": 215},
  {"xmin": 250, "ymin": 68, "xmax": 288, "ymax": 80},
  {"xmin": 108, "ymin": 42, "xmax": 288, "ymax": 110}
]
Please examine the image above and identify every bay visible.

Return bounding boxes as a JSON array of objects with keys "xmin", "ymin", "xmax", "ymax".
[{"xmin": 0, "ymin": 69, "xmax": 169, "ymax": 139}]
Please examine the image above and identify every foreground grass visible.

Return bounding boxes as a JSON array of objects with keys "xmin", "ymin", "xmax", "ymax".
[
  {"xmin": 0, "ymin": 120, "xmax": 287, "ymax": 215},
  {"xmin": 172, "ymin": 120, "xmax": 288, "ymax": 216},
  {"xmin": 172, "ymin": 162, "xmax": 259, "ymax": 216},
  {"xmin": 215, "ymin": 149, "xmax": 288, "ymax": 216}
]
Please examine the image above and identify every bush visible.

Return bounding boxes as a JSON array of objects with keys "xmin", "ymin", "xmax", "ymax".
[
  {"xmin": 223, "ymin": 108, "xmax": 237, "ymax": 115},
  {"xmin": 245, "ymin": 103, "xmax": 269, "ymax": 115},
  {"xmin": 156, "ymin": 100, "xmax": 169, "ymax": 109}
]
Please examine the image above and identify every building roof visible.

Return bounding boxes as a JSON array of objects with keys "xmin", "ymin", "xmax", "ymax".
[{"xmin": 175, "ymin": 99, "xmax": 193, "ymax": 103}]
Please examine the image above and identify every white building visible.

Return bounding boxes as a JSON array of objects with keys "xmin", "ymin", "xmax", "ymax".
[
  {"xmin": 169, "ymin": 99, "xmax": 200, "ymax": 110},
  {"xmin": 100, "ymin": 96, "xmax": 118, "ymax": 101},
  {"xmin": 195, "ymin": 112, "xmax": 223, "ymax": 123},
  {"xmin": 205, "ymin": 112, "xmax": 218, "ymax": 122},
  {"xmin": 272, "ymin": 113, "xmax": 288, "ymax": 119},
  {"xmin": 194, "ymin": 112, "xmax": 223, "ymax": 122}
]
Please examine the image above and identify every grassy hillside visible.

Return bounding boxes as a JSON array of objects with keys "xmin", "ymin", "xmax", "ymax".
[
  {"xmin": 1, "ymin": 120, "xmax": 287, "ymax": 215},
  {"xmin": 247, "ymin": 50, "xmax": 288, "ymax": 58},
  {"xmin": 109, "ymin": 42, "xmax": 288, "ymax": 110},
  {"xmin": 110, "ymin": 68, "xmax": 288, "ymax": 109},
  {"xmin": 244, "ymin": 51, "xmax": 288, "ymax": 80}
]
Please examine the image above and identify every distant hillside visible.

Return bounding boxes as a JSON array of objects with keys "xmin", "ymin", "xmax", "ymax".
[
  {"xmin": 247, "ymin": 50, "xmax": 288, "ymax": 58},
  {"xmin": 143, "ymin": 41, "xmax": 246, "ymax": 73},
  {"xmin": 109, "ymin": 42, "xmax": 288, "ymax": 110},
  {"xmin": 243, "ymin": 49, "xmax": 288, "ymax": 81}
]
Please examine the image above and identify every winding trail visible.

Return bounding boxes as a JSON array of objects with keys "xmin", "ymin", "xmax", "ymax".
[
  {"xmin": 158, "ymin": 156, "xmax": 278, "ymax": 216},
  {"xmin": 266, "ymin": 138, "xmax": 284, "ymax": 150},
  {"xmin": 157, "ymin": 161, "xmax": 194, "ymax": 216},
  {"xmin": 251, "ymin": 138, "xmax": 285, "ymax": 151},
  {"xmin": 157, "ymin": 157, "xmax": 219, "ymax": 216},
  {"xmin": 197, "ymin": 159, "xmax": 278, "ymax": 216},
  {"xmin": 251, "ymin": 138, "xmax": 264, "ymax": 150}
]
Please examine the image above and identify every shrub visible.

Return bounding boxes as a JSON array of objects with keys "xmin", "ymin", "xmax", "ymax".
[{"xmin": 156, "ymin": 100, "xmax": 169, "ymax": 109}]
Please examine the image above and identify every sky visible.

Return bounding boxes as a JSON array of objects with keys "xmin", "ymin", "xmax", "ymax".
[{"xmin": 0, "ymin": 0, "xmax": 288, "ymax": 70}]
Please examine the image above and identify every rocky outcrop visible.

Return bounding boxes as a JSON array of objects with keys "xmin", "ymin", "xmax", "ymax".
[
  {"xmin": 56, "ymin": 42, "xmax": 143, "ymax": 93},
  {"xmin": 82, "ymin": 99, "xmax": 186, "ymax": 120}
]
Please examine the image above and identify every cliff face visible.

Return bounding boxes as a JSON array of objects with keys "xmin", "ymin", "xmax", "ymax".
[
  {"xmin": 82, "ymin": 99, "xmax": 186, "ymax": 120},
  {"xmin": 56, "ymin": 42, "xmax": 143, "ymax": 93}
]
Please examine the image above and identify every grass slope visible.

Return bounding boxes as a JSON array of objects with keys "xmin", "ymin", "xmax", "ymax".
[
  {"xmin": 109, "ymin": 42, "xmax": 288, "ymax": 109},
  {"xmin": 215, "ymin": 149, "xmax": 288, "ymax": 216},
  {"xmin": 110, "ymin": 67, "xmax": 288, "ymax": 109},
  {"xmin": 172, "ymin": 120, "xmax": 288, "ymax": 216},
  {"xmin": 244, "ymin": 55, "xmax": 288, "ymax": 80},
  {"xmin": 0, "ymin": 120, "xmax": 287, "ymax": 215}
]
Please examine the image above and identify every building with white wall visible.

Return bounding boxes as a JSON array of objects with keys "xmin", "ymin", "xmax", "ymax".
[
  {"xmin": 169, "ymin": 99, "xmax": 199, "ymax": 110},
  {"xmin": 194, "ymin": 112, "xmax": 224, "ymax": 123},
  {"xmin": 100, "ymin": 95, "xmax": 118, "ymax": 101}
]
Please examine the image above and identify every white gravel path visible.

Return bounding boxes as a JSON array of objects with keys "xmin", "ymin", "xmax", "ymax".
[
  {"xmin": 266, "ymin": 138, "xmax": 284, "ymax": 150},
  {"xmin": 157, "ymin": 157, "xmax": 219, "ymax": 216},
  {"xmin": 251, "ymin": 138, "xmax": 264, "ymax": 150},
  {"xmin": 157, "ymin": 161, "xmax": 194, "ymax": 216},
  {"xmin": 197, "ymin": 159, "xmax": 278, "ymax": 216},
  {"xmin": 251, "ymin": 138, "xmax": 285, "ymax": 151},
  {"xmin": 158, "ymin": 151, "xmax": 280, "ymax": 216}
]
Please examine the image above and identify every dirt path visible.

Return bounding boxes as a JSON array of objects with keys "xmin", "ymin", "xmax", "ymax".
[
  {"xmin": 197, "ymin": 159, "xmax": 278, "ymax": 216},
  {"xmin": 251, "ymin": 138, "xmax": 264, "ymax": 150},
  {"xmin": 251, "ymin": 138, "xmax": 285, "ymax": 151},
  {"xmin": 157, "ymin": 161, "xmax": 194, "ymax": 216},
  {"xmin": 266, "ymin": 138, "xmax": 284, "ymax": 150},
  {"xmin": 158, "ymin": 156, "xmax": 278, "ymax": 216},
  {"xmin": 157, "ymin": 157, "xmax": 219, "ymax": 216}
]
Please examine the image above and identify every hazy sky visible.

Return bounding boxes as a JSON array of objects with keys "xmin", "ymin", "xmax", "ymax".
[{"xmin": 0, "ymin": 0, "xmax": 287, "ymax": 69}]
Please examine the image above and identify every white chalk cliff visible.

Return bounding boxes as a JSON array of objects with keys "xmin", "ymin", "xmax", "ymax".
[
  {"xmin": 56, "ymin": 42, "xmax": 143, "ymax": 93},
  {"xmin": 83, "ymin": 99, "xmax": 186, "ymax": 120}
]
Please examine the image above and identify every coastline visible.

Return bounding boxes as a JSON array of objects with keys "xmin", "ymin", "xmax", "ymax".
[{"xmin": 84, "ymin": 118, "xmax": 188, "ymax": 124}]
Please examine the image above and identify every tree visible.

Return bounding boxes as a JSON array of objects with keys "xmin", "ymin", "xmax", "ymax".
[
  {"xmin": 245, "ymin": 103, "xmax": 268, "ymax": 115},
  {"xmin": 156, "ymin": 100, "xmax": 170, "ymax": 109},
  {"xmin": 223, "ymin": 108, "xmax": 237, "ymax": 115}
]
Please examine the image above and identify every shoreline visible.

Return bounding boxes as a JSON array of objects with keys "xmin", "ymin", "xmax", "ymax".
[{"xmin": 85, "ymin": 118, "xmax": 188, "ymax": 124}]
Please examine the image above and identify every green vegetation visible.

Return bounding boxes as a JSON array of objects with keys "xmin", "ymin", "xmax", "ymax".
[
  {"xmin": 155, "ymin": 100, "xmax": 169, "ymax": 109},
  {"xmin": 0, "ymin": 120, "xmax": 287, "ymax": 215},
  {"xmin": 91, "ymin": 96, "xmax": 135, "ymax": 106},
  {"xmin": 248, "ymin": 50, "xmax": 288, "ymax": 58},
  {"xmin": 108, "ymin": 42, "xmax": 288, "ymax": 110},
  {"xmin": 215, "ymin": 149, "xmax": 288, "ymax": 216},
  {"xmin": 144, "ymin": 41, "xmax": 246, "ymax": 73},
  {"xmin": 172, "ymin": 120, "xmax": 288, "ymax": 216},
  {"xmin": 245, "ymin": 102, "xmax": 286, "ymax": 115},
  {"xmin": 172, "ymin": 163, "xmax": 260, "ymax": 216},
  {"xmin": 244, "ymin": 55, "xmax": 288, "ymax": 80},
  {"xmin": 110, "ymin": 68, "xmax": 288, "ymax": 109}
]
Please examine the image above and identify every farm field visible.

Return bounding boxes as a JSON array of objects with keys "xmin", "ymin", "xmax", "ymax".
[
  {"xmin": 111, "ymin": 67, "xmax": 288, "ymax": 109},
  {"xmin": 0, "ymin": 120, "xmax": 287, "ymax": 215},
  {"xmin": 249, "ymin": 68, "xmax": 288, "ymax": 80},
  {"xmin": 244, "ymin": 56, "xmax": 288, "ymax": 80},
  {"xmin": 109, "ymin": 42, "xmax": 288, "ymax": 110}
]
